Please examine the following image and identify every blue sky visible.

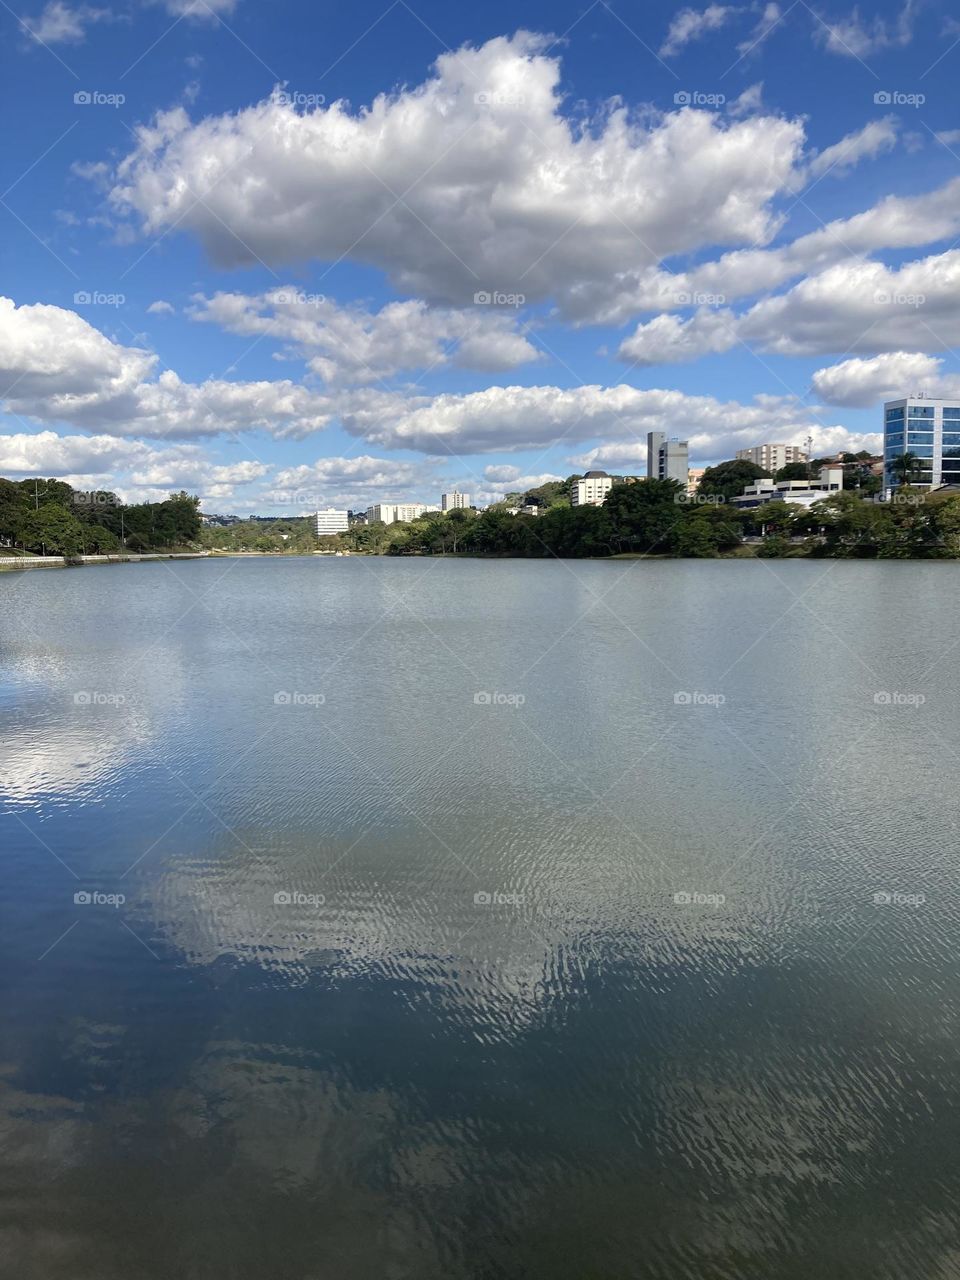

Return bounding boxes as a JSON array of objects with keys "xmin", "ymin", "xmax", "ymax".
[{"xmin": 2, "ymin": 0, "xmax": 960, "ymax": 512}]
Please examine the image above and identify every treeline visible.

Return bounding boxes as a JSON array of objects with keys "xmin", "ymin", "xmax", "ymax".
[
  {"xmin": 378, "ymin": 481, "xmax": 744, "ymax": 557},
  {"xmin": 353, "ymin": 481, "xmax": 960, "ymax": 559},
  {"xmin": 0, "ymin": 478, "xmax": 201, "ymax": 556},
  {"xmin": 200, "ymin": 517, "xmax": 317, "ymax": 554}
]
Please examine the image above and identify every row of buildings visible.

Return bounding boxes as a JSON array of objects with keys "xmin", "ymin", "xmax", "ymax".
[{"xmin": 314, "ymin": 491, "xmax": 471, "ymax": 535}]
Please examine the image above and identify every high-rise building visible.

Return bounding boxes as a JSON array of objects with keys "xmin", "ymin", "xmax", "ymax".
[
  {"xmin": 572, "ymin": 471, "xmax": 615, "ymax": 506},
  {"xmin": 441, "ymin": 491, "xmax": 469, "ymax": 510},
  {"xmin": 883, "ymin": 397, "xmax": 960, "ymax": 490},
  {"xmin": 314, "ymin": 508, "xmax": 349, "ymax": 536},
  {"xmin": 735, "ymin": 443, "xmax": 807, "ymax": 472},
  {"xmin": 647, "ymin": 432, "xmax": 689, "ymax": 484}
]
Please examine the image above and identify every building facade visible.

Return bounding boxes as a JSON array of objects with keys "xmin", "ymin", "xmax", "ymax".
[
  {"xmin": 365, "ymin": 503, "xmax": 437, "ymax": 524},
  {"xmin": 883, "ymin": 397, "xmax": 960, "ymax": 490},
  {"xmin": 314, "ymin": 508, "xmax": 349, "ymax": 536},
  {"xmin": 572, "ymin": 471, "xmax": 616, "ymax": 506},
  {"xmin": 441, "ymin": 491, "xmax": 469, "ymax": 511},
  {"xmin": 730, "ymin": 466, "xmax": 844, "ymax": 509},
  {"xmin": 735, "ymin": 443, "xmax": 807, "ymax": 472},
  {"xmin": 646, "ymin": 432, "xmax": 689, "ymax": 484}
]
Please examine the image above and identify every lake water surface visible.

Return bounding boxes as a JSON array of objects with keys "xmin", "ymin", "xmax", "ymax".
[{"xmin": 2, "ymin": 556, "xmax": 959, "ymax": 1279}]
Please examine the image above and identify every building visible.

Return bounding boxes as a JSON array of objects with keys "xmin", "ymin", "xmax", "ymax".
[
  {"xmin": 730, "ymin": 466, "xmax": 844, "ymax": 510},
  {"xmin": 441, "ymin": 491, "xmax": 469, "ymax": 511},
  {"xmin": 572, "ymin": 471, "xmax": 616, "ymax": 506},
  {"xmin": 314, "ymin": 508, "xmax": 349, "ymax": 536},
  {"xmin": 687, "ymin": 468, "xmax": 706, "ymax": 495},
  {"xmin": 735, "ymin": 443, "xmax": 807, "ymax": 472},
  {"xmin": 883, "ymin": 397, "xmax": 960, "ymax": 490},
  {"xmin": 365, "ymin": 503, "xmax": 438, "ymax": 524},
  {"xmin": 647, "ymin": 432, "xmax": 689, "ymax": 484}
]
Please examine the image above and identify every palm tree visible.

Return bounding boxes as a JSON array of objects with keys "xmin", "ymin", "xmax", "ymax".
[{"xmin": 890, "ymin": 451, "xmax": 923, "ymax": 487}]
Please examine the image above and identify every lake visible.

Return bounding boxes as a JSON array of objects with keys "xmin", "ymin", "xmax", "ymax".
[{"xmin": 1, "ymin": 556, "xmax": 958, "ymax": 1279}]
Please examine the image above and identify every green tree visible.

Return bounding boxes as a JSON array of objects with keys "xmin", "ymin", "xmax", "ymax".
[
  {"xmin": 18, "ymin": 502, "xmax": 85, "ymax": 556},
  {"xmin": 697, "ymin": 460, "xmax": 771, "ymax": 503},
  {"xmin": 889, "ymin": 452, "xmax": 923, "ymax": 487}
]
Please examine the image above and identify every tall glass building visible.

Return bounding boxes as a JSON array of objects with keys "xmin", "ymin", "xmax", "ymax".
[{"xmin": 883, "ymin": 397, "xmax": 960, "ymax": 490}]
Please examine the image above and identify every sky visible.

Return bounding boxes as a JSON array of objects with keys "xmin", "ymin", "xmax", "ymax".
[{"xmin": 2, "ymin": 0, "xmax": 960, "ymax": 513}]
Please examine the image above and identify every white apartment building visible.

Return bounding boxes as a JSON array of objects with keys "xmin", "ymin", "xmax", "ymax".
[
  {"xmin": 314, "ymin": 508, "xmax": 349, "ymax": 536},
  {"xmin": 441, "ymin": 491, "xmax": 469, "ymax": 511},
  {"xmin": 735, "ymin": 443, "xmax": 807, "ymax": 472},
  {"xmin": 572, "ymin": 471, "xmax": 616, "ymax": 506},
  {"xmin": 366, "ymin": 503, "xmax": 438, "ymax": 524}
]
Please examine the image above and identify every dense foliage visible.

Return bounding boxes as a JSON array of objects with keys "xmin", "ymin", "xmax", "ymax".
[{"xmin": 0, "ymin": 478, "xmax": 201, "ymax": 556}]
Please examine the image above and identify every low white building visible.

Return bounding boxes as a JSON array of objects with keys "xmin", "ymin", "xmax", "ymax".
[
  {"xmin": 731, "ymin": 466, "xmax": 844, "ymax": 509},
  {"xmin": 366, "ymin": 503, "xmax": 438, "ymax": 524},
  {"xmin": 314, "ymin": 508, "xmax": 349, "ymax": 536},
  {"xmin": 735, "ymin": 443, "xmax": 807, "ymax": 472},
  {"xmin": 441, "ymin": 491, "xmax": 469, "ymax": 511}
]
